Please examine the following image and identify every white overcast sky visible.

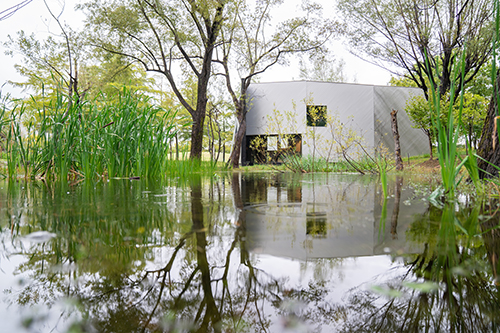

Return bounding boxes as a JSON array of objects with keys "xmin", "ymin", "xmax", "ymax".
[{"xmin": 0, "ymin": 0, "xmax": 393, "ymax": 98}]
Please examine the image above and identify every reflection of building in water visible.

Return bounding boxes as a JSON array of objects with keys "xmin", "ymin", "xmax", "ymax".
[
  {"xmin": 242, "ymin": 173, "xmax": 428, "ymax": 261},
  {"xmin": 306, "ymin": 204, "xmax": 327, "ymax": 238}
]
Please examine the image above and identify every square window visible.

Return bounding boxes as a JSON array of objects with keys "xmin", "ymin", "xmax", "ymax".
[
  {"xmin": 279, "ymin": 136, "xmax": 288, "ymax": 149},
  {"xmin": 306, "ymin": 105, "xmax": 327, "ymax": 127},
  {"xmin": 267, "ymin": 136, "xmax": 278, "ymax": 151}
]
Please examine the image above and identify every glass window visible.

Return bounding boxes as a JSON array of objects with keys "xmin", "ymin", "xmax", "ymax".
[
  {"xmin": 267, "ymin": 136, "xmax": 277, "ymax": 151},
  {"xmin": 306, "ymin": 105, "xmax": 327, "ymax": 127}
]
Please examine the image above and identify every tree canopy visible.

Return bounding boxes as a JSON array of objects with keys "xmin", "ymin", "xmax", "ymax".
[
  {"xmin": 214, "ymin": 0, "xmax": 336, "ymax": 167},
  {"xmin": 80, "ymin": 0, "xmax": 227, "ymax": 160},
  {"xmin": 338, "ymin": 0, "xmax": 494, "ymax": 98}
]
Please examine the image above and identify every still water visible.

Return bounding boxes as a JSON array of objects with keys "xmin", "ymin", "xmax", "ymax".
[{"xmin": 0, "ymin": 173, "xmax": 499, "ymax": 332}]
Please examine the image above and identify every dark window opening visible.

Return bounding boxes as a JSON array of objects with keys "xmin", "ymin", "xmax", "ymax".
[
  {"xmin": 306, "ymin": 105, "xmax": 327, "ymax": 127},
  {"xmin": 245, "ymin": 134, "xmax": 302, "ymax": 165},
  {"xmin": 306, "ymin": 216, "xmax": 327, "ymax": 238}
]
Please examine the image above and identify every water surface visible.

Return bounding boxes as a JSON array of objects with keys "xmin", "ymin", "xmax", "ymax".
[{"xmin": 0, "ymin": 173, "xmax": 498, "ymax": 332}]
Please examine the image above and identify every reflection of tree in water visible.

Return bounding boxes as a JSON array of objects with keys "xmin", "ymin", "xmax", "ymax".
[
  {"xmin": 75, "ymin": 174, "xmax": 345, "ymax": 332},
  {"xmin": 9, "ymin": 175, "xmax": 499, "ymax": 332},
  {"xmin": 3, "ymin": 176, "xmax": 343, "ymax": 332},
  {"xmin": 338, "ymin": 203, "xmax": 500, "ymax": 333}
]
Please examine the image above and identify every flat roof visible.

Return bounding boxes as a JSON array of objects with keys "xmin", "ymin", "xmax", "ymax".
[{"xmin": 248, "ymin": 79, "xmax": 423, "ymax": 90}]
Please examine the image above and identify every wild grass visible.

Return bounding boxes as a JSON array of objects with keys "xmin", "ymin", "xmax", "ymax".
[
  {"xmin": 423, "ymin": 38, "xmax": 491, "ymax": 201},
  {"xmin": 4, "ymin": 88, "xmax": 217, "ymax": 181}
]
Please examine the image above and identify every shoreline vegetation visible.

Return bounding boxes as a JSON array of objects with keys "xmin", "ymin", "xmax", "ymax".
[
  {"xmin": 0, "ymin": 84, "xmax": 493, "ymax": 204},
  {"xmin": 0, "ymin": 85, "xmax": 487, "ymax": 187},
  {"xmin": 0, "ymin": 0, "xmax": 498, "ymax": 206}
]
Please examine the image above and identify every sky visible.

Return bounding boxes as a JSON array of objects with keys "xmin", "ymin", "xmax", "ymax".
[{"xmin": 0, "ymin": 0, "xmax": 393, "ymax": 98}]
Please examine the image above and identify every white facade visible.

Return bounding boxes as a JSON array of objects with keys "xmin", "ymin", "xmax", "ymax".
[{"xmin": 244, "ymin": 80, "xmax": 428, "ymax": 164}]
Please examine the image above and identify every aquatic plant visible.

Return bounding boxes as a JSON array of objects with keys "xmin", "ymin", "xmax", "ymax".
[
  {"xmin": 423, "ymin": 44, "xmax": 490, "ymax": 201},
  {"xmin": 5, "ymin": 88, "xmax": 185, "ymax": 181},
  {"xmin": 424, "ymin": 50, "xmax": 465, "ymax": 200},
  {"xmin": 428, "ymin": 0, "xmax": 499, "ymax": 201}
]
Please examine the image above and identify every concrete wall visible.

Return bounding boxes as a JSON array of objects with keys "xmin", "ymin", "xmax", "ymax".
[{"xmin": 245, "ymin": 80, "xmax": 428, "ymax": 163}]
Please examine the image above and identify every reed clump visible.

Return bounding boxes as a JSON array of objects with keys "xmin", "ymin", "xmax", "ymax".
[{"xmin": 3, "ymin": 88, "xmax": 197, "ymax": 181}]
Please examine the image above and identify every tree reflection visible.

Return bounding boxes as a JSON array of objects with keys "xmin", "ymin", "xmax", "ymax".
[
  {"xmin": 4, "ymin": 175, "xmax": 500, "ymax": 332},
  {"xmin": 3, "ymin": 176, "xmax": 331, "ymax": 332},
  {"xmin": 340, "ymin": 203, "xmax": 500, "ymax": 333}
]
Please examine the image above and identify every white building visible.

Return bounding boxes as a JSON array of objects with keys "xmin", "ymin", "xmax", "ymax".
[{"xmin": 243, "ymin": 80, "xmax": 428, "ymax": 165}]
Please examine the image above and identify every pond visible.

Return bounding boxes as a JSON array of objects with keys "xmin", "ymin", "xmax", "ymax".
[{"xmin": 0, "ymin": 173, "xmax": 499, "ymax": 332}]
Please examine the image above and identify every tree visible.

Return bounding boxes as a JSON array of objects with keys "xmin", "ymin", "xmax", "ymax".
[
  {"xmin": 5, "ymin": 31, "xmax": 153, "ymax": 105},
  {"xmin": 4, "ymin": 0, "xmax": 85, "ymax": 109},
  {"xmin": 0, "ymin": 0, "xmax": 33, "ymax": 21},
  {"xmin": 456, "ymin": 92, "xmax": 488, "ymax": 150},
  {"xmin": 477, "ymin": 71, "xmax": 500, "ymax": 178},
  {"xmin": 82, "ymin": 53, "xmax": 155, "ymax": 99},
  {"xmin": 299, "ymin": 52, "xmax": 352, "ymax": 83},
  {"xmin": 338, "ymin": 0, "xmax": 494, "ymax": 99},
  {"xmin": 215, "ymin": 0, "xmax": 336, "ymax": 168},
  {"xmin": 390, "ymin": 65, "xmax": 490, "ymax": 159},
  {"xmin": 390, "ymin": 76, "xmax": 435, "ymax": 159},
  {"xmin": 404, "ymin": 94, "xmax": 452, "ymax": 159},
  {"xmin": 80, "ymin": 0, "xmax": 226, "ymax": 160}
]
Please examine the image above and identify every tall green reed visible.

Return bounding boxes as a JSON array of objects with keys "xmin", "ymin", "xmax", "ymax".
[
  {"xmin": 494, "ymin": 0, "xmax": 500, "ymax": 153},
  {"xmin": 0, "ymin": 93, "xmax": 11, "ymax": 178},
  {"xmin": 7, "ymin": 88, "xmax": 181, "ymax": 181},
  {"xmin": 425, "ymin": 48, "xmax": 481, "ymax": 201}
]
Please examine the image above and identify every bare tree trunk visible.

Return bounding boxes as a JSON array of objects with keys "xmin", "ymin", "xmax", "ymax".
[
  {"xmin": 477, "ymin": 71, "xmax": 500, "ymax": 179},
  {"xmin": 391, "ymin": 109, "xmax": 403, "ymax": 171},
  {"xmin": 175, "ymin": 132, "xmax": 179, "ymax": 160},
  {"xmin": 390, "ymin": 176, "xmax": 402, "ymax": 239},
  {"xmin": 229, "ymin": 79, "xmax": 249, "ymax": 169},
  {"xmin": 190, "ymin": 112, "xmax": 206, "ymax": 160},
  {"xmin": 229, "ymin": 116, "xmax": 246, "ymax": 168},
  {"xmin": 425, "ymin": 129, "xmax": 434, "ymax": 160}
]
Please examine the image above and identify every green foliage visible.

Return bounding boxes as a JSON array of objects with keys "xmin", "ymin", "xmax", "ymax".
[
  {"xmin": 405, "ymin": 94, "xmax": 450, "ymax": 158},
  {"xmin": 405, "ymin": 95, "xmax": 434, "ymax": 133},
  {"xmin": 4, "ymin": 29, "xmax": 157, "ymax": 116},
  {"xmin": 80, "ymin": 0, "xmax": 228, "ymax": 159},
  {"xmin": 424, "ymin": 48, "xmax": 481, "ymax": 201},
  {"xmin": 388, "ymin": 76, "xmax": 418, "ymax": 88},
  {"xmin": 396, "ymin": 61, "xmax": 489, "ymax": 154},
  {"xmin": 4, "ymin": 30, "xmax": 76, "ymax": 95},
  {"xmin": 338, "ymin": 0, "xmax": 493, "ymax": 97},
  {"xmin": 0, "ymin": 93, "xmax": 10, "ymax": 156},
  {"xmin": 306, "ymin": 105, "xmax": 327, "ymax": 127},
  {"xmin": 456, "ymin": 92, "xmax": 488, "ymax": 148},
  {"xmin": 5, "ymin": 88, "xmax": 183, "ymax": 181}
]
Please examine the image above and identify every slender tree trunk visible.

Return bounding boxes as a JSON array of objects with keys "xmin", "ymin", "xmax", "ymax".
[
  {"xmin": 477, "ymin": 71, "xmax": 500, "ymax": 179},
  {"xmin": 425, "ymin": 129, "xmax": 434, "ymax": 160},
  {"xmin": 390, "ymin": 109, "xmax": 403, "ymax": 171},
  {"xmin": 230, "ymin": 115, "xmax": 246, "ymax": 168},
  {"xmin": 229, "ymin": 80, "xmax": 248, "ymax": 168},
  {"xmin": 175, "ymin": 133, "xmax": 179, "ymax": 160},
  {"xmin": 188, "ymin": 4, "xmax": 224, "ymax": 161},
  {"xmin": 190, "ymin": 112, "xmax": 206, "ymax": 160}
]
